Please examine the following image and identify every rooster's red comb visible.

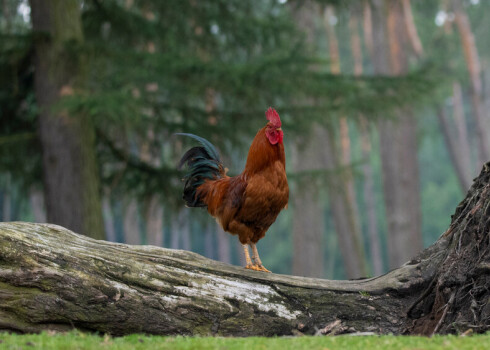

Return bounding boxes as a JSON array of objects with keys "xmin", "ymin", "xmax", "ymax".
[{"xmin": 265, "ymin": 107, "xmax": 281, "ymax": 127}]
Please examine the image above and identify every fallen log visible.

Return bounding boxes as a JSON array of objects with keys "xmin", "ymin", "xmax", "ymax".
[{"xmin": 0, "ymin": 164, "xmax": 489, "ymax": 336}]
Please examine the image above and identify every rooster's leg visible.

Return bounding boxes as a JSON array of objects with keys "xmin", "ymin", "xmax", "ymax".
[
  {"xmin": 250, "ymin": 243, "xmax": 271, "ymax": 273},
  {"xmin": 242, "ymin": 244, "xmax": 254, "ymax": 269}
]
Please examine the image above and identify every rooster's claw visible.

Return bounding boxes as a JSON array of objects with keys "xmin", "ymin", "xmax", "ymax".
[{"xmin": 245, "ymin": 264, "xmax": 271, "ymax": 273}]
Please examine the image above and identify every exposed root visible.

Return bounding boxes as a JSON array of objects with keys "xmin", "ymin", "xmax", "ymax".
[
  {"xmin": 431, "ymin": 292, "xmax": 455, "ymax": 336},
  {"xmin": 406, "ymin": 278, "xmax": 436, "ymax": 317}
]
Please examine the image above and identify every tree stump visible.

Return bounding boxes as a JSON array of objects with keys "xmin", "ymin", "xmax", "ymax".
[{"xmin": 1, "ymin": 164, "xmax": 489, "ymax": 336}]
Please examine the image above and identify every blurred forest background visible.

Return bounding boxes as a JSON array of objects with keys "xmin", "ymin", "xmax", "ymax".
[{"xmin": 1, "ymin": 0, "xmax": 489, "ymax": 279}]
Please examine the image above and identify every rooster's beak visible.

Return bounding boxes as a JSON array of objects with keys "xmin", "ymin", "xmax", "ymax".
[{"xmin": 276, "ymin": 127, "xmax": 282, "ymax": 131}]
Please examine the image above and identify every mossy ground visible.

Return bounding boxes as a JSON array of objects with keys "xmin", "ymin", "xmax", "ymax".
[{"xmin": 0, "ymin": 331, "xmax": 489, "ymax": 350}]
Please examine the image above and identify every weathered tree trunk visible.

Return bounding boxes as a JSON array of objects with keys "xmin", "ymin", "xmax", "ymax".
[
  {"xmin": 29, "ymin": 0, "xmax": 104, "ymax": 239},
  {"xmin": 1, "ymin": 163, "xmax": 490, "ymax": 336}
]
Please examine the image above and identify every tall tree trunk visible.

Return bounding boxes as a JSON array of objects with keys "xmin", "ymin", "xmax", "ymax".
[
  {"xmin": 291, "ymin": 134, "xmax": 325, "ymax": 278},
  {"xmin": 181, "ymin": 214, "xmax": 191, "ymax": 251},
  {"xmin": 29, "ymin": 187, "xmax": 46, "ymax": 223},
  {"xmin": 2, "ymin": 174, "xmax": 11, "ymax": 221},
  {"xmin": 123, "ymin": 198, "xmax": 141, "ymax": 245},
  {"xmin": 324, "ymin": 5, "xmax": 367, "ymax": 278},
  {"xmin": 349, "ymin": 6, "xmax": 384, "ymax": 276},
  {"xmin": 170, "ymin": 210, "xmax": 191, "ymax": 251},
  {"xmin": 451, "ymin": 82, "xmax": 473, "ymax": 179},
  {"xmin": 453, "ymin": 0, "xmax": 489, "ymax": 166},
  {"xmin": 359, "ymin": 120, "xmax": 384, "ymax": 275},
  {"xmin": 410, "ymin": 0, "xmax": 473, "ymax": 192},
  {"xmin": 144, "ymin": 195, "xmax": 164, "ymax": 247},
  {"xmin": 29, "ymin": 0, "xmax": 104, "ymax": 239},
  {"xmin": 484, "ymin": 67, "xmax": 490, "ymax": 132},
  {"xmin": 324, "ymin": 6, "xmax": 340, "ymax": 75},
  {"xmin": 321, "ymin": 130, "xmax": 367, "ymax": 278},
  {"xmin": 102, "ymin": 195, "xmax": 117, "ymax": 242},
  {"xmin": 170, "ymin": 211, "xmax": 180, "ymax": 249},
  {"xmin": 289, "ymin": 0, "xmax": 325, "ymax": 279},
  {"xmin": 371, "ymin": 0, "xmax": 422, "ymax": 269},
  {"xmin": 1, "ymin": 0, "xmax": 11, "ymax": 32},
  {"xmin": 362, "ymin": 0, "xmax": 375, "ymax": 65},
  {"xmin": 401, "ymin": 0, "xmax": 423, "ymax": 58},
  {"xmin": 204, "ymin": 222, "xmax": 215, "ymax": 260},
  {"xmin": 436, "ymin": 107, "xmax": 471, "ymax": 192},
  {"xmin": 140, "ymin": 130, "xmax": 164, "ymax": 247},
  {"xmin": 441, "ymin": 0, "xmax": 453, "ymax": 34}
]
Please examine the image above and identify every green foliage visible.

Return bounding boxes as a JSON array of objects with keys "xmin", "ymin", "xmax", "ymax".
[
  {"xmin": 0, "ymin": 331, "xmax": 489, "ymax": 349},
  {"xmin": 76, "ymin": 0, "xmax": 441, "ymax": 200},
  {"xmin": 0, "ymin": 0, "xmax": 440, "ymax": 200}
]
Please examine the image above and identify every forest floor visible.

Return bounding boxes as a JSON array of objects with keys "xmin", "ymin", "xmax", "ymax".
[{"xmin": 0, "ymin": 331, "xmax": 489, "ymax": 349}]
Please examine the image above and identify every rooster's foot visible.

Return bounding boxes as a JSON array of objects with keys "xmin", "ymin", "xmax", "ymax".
[{"xmin": 245, "ymin": 264, "xmax": 271, "ymax": 273}]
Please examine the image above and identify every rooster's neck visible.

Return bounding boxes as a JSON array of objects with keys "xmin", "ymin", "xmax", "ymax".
[{"xmin": 243, "ymin": 127, "xmax": 285, "ymax": 176}]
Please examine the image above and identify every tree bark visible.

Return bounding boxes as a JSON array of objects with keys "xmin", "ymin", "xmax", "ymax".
[
  {"xmin": 1, "ymin": 163, "xmax": 490, "ymax": 336},
  {"xmin": 372, "ymin": 0, "xmax": 423, "ymax": 269},
  {"xmin": 29, "ymin": 0, "xmax": 104, "ymax": 239}
]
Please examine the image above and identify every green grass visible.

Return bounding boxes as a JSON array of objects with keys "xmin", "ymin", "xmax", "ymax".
[{"xmin": 0, "ymin": 332, "xmax": 489, "ymax": 350}]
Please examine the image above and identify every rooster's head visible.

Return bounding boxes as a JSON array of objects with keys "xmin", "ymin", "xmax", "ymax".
[{"xmin": 265, "ymin": 107, "xmax": 283, "ymax": 145}]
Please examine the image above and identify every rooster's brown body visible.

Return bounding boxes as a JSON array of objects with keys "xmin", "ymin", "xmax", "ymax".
[{"xmin": 178, "ymin": 108, "xmax": 288, "ymax": 271}]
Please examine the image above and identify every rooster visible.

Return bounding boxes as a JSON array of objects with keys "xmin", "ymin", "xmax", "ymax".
[{"xmin": 177, "ymin": 108, "xmax": 288, "ymax": 272}]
